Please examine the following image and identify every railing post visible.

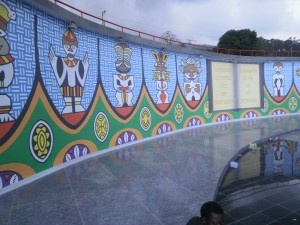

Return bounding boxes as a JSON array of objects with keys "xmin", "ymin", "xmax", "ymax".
[{"xmin": 52, "ymin": 2, "xmax": 295, "ymax": 57}]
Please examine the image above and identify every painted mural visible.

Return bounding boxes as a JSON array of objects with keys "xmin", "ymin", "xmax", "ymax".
[
  {"xmin": 264, "ymin": 61, "xmax": 293, "ymax": 103},
  {"xmin": 178, "ymin": 56, "xmax": 206, "ymax": 109},
  {"xmin": 48, "ymin": 29, "xmax": 89, "ymax": 115},
  {"xmin": 99, "ymin": 38, "xmax": 143, "ymax": 119},
  {"xmin": 1, "ymin": 0, "xmax": 300, "ymax": 191}
]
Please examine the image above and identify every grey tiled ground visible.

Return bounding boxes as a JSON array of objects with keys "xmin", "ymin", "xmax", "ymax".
[{"xmin": 1, "ymin": 115, "xmax": 300, "ymax": 225}]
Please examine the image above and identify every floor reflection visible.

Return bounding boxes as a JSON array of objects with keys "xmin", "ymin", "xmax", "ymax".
[
  {"xmin": 217, "ymin": 129, "xmax": 300, "ymax": 225},
  {"xmin": 2, "ymin": 115, "xmax": 300, "ymax": 225}
]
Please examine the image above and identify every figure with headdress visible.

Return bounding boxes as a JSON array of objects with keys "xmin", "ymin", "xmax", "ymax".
[
  {"xmin": 113, "ymin": 43, "xmax": 134, "ymax": 107},
  {"xmin": 0, "ymin": 0, "xmax": 16, "ymax": 123},
  {"xmin": 272, "ymin": 62, "xmax": 284, "ymax": 97},
  {"xmin": 180, "ymin": 57, "xmax": 201, "ymax": 101},
  {"xmin": 151, "ymin": 51, "xmax": 170, "ymax": 104},
  {"xmin": 48, "ymin": 28, "xmax": 89, "ymax": 114}
]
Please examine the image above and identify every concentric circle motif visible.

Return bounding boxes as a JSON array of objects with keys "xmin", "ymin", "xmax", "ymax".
[
  {"xmin": 63, "ymin": 144, "xmax": 90, "ymax": 163},
  {"xmin": 156, "ymin": 136, "xmax": 172, "ymax": 148},
  {"xmin": 244, "ymin": 111, "xmax": 258, "ymax": 119},
  {"xmin": 216, "ymin": 113, "xmax": 230, "ymax": 122},
  {"xmin": 261, "ymin": 98, "xmax": 268, "ymax": 113},
  {"xmin": 271, "ymin": 109, "xmax": 286, "ymax": 123},
  {"xmin": 187, "ymin": 117, "xmax": 201, "ymax": 127},
  {"xmin": 116, "ymin": 146, "xmax": 137, "ymax": 161},
  {"xmin": 289, "ymin": 97, "xmax": 297, "ymax": 111},
  {"xmin": 174, "ymin": 103, "xmax": 184, "ymax": 123},
  {"xmin": 215, "ymin": 113, "xmax": 231, "ymax": 132},
  {"xmin": 116, "ymin": 131, "xmax": 137, "ymax": 146},
  {"xmin": 94, "ymin": 112, "xmax": 109, "ymax": 142},
  {"xmin": 272, "ymin": 109, "xmax": 286, "ymax": 116},
  {"xmin": 29, "ymin": 120, "xmax": 53, "ymax": 163},
  {"xmin": 243, "ymin": 111, "xmax": 259, "ymax": 127},
  {"xmin": 140, "ymin": 107, "xmax": 151, "ymax": 131},
  {"xmin": 157, "ymin": 123, "xmax": 172, "ymax": 135},
  {"xmin": 204, "ymin": 101, "xmax": 211, "ymax": 118},
  {"xmin": 0, "ymin": 171, "xmax": 23, "ymax": 188}
]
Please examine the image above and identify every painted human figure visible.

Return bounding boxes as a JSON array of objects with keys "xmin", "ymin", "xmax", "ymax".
[
  {"xmin": 0, "ymin": 1, "xmax": 16, "ymax": 122},
  {"xmin": 180, "ymin": 57, "xmax": 201, "ymax": 101},
  {"xmin": 272, "ymin": 142, "xmax": 284, "ymax": 174},
  {"xmin": 272, "ymin": 62, "xmax": 284, "ymax": 97},
  {"xmin": 113, "ymin": 43, "xmax": 134, "ymax": 107},
  {"xmin": 49, "ymin": 29, "xmax": 89, "ymax": 114},
  {"xmin": 151, "ymin": 51, "xmax": 170, "ymax": 104}
]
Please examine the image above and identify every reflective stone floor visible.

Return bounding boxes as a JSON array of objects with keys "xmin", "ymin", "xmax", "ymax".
[{"xmin": 1, "ymin": 115, "xmax": 300, "ymax": 225}]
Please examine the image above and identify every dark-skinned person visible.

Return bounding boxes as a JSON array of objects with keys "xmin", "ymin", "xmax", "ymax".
[{"xmin": 186, "ymin": 201, "xmax": 224, "ymax": 225}]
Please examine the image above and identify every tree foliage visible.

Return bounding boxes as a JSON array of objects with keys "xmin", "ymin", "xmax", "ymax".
[
  {"xmin": 217, "ymin": 29, "xmax": 300, "ymax": 56},
  {"xmin": 217, "ymin": 29, "xmax": 257, "ymax": 50},
  {"xmin": 161, "ymin": 31, "xmax": 180, "ymax": 44}
]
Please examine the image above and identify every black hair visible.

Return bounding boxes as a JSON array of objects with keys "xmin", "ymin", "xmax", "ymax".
[{"xmin": 200, "ymin": 201, "xmax": 224, "ymax": 219}]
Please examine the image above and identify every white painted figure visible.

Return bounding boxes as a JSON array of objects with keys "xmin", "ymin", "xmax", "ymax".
[
  {"xmin": 49, "ymin": 29, "xmax": 89, "ymax": 114},
  {"xmin": 113, "ymin": 43, "xmax": 134, "ymax": 107},
  {"xmin": 272, "ymin": 142, "xmax": 285, "ymax": 174},
  {"xmin": 272, "ymin": 62, "xmax": 284, "ymax": 97},
  {"xmin": 180, "ymin": 57, "xmax": 201, "ymax": 101},
  {"xmin": 151, "ymin": 51, "xmax": 170, "ymax": 104},
  {"xmin": 0, "ymin": 1, "xmax": 16, "ymax": 122}
]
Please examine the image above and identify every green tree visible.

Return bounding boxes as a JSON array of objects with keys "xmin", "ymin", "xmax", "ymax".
[{"xmin": 217, "ymin": 29, "xmax": 258, "ymax": 50}]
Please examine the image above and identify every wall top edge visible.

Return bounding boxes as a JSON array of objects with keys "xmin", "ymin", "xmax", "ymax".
[{"xmin": 21, "ymin": 0, "xmax": 300, "ymax": 62}]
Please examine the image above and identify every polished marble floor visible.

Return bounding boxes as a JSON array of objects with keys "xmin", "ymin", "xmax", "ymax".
[{"xmin": 1, "ymin": 115, "xmax": 300, "ymax": 225}]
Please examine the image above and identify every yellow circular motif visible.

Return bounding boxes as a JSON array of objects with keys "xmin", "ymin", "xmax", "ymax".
[
  {"xmin": 140, "ymin": 107, "xmax": 151, "ymax": 131},
  {"xmin": 261, "ymin": 98, "xmax": 268, "ymax": 113},
  {"xmin": 175, "ymin": 103, "xmax": 184, "ymax": 123},
  {"xmin": 204, "ymin": 101, "xmax": 211, "ymax": 118},
  {"xmin": 289, "ymin": 97, "xmax": 297, "ymax": 111},
  {"xmin": 94, "ymin": 112, "xmax": 109, "ymax": 142},
  {"xmin": 30, "ymin": 121, "xmax": 53, "ymax": 163}
]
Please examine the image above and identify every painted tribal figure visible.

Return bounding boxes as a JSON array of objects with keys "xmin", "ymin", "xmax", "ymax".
[
  {"xmin": 272, "ymin": 62, "xmax": 284, "ymax": 97},
  {"xmin": 49, "ymin": 29, "xmax": 89, "ymax": 114},
  {"xmin": 180, "ymin": 57, "xmax": 202, "ymax": 102},
  {"xmin": 0, "ymin": 1, "xmax": 16, "ymax": 122},
  {"xmin": 113, "ymin": 43, "xmax": 134, "ymax": 107}
]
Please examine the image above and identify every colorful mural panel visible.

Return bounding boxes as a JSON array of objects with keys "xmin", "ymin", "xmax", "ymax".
[
  {"xmin": 264, "ymin": 61, "xmax": 293, "ymax": 102},
  {"xmin": 0, "ymin": 1, "xmax": 35, "ymax": 142},
  {"xmin": 143, "ymin": 48, "xmax": 177, "ymax": 113},
  {"xmin": 3, "ymin": 0, "xmax": 300, "ymax": 192},
  {"xmin": 99, "ymin": 38, "xmax": 143, "ymax": 119},
  {"xmin": 39, "ymin": 14, "xmax": 98, "ymax": 126},
  {"xmin": 177, "ymin": 55, "xmax": 207, "ymax": 109}
]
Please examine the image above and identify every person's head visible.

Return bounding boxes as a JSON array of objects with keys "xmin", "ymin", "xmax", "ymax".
[{"xmin": 200, "ymin": 201, "xmax": 224, "ymax": 225}]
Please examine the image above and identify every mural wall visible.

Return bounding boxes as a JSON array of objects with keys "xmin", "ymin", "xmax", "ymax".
[{"xmin": 0, "ymin": 0, "xmax": 300, "ymax": 191}]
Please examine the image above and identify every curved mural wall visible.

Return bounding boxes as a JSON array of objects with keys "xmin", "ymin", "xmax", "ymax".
[{"xmin": 0, "ymin": 0, "xmax": 300, "ymax": 191}]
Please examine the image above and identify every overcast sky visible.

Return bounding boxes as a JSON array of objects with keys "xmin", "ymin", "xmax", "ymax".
[{"xmin": 59, "ymin": 0, "xmax": 300, "ymax": 46}]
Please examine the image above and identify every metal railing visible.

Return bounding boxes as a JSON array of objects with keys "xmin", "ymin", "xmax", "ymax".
[{"xmin": 53, "ymin": 0, "xmax": 300, "ymax": 57}]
